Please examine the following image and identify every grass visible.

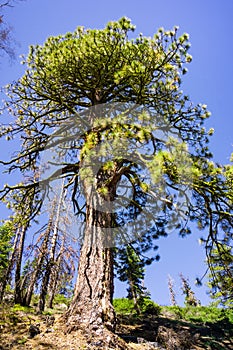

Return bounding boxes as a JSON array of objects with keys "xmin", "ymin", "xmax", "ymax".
[{"xmin": 163, "ymin": 304, "xmax": 233, "ymax": 324}]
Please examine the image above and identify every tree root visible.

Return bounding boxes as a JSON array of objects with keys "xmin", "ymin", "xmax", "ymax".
[{"xmin": 59, "ymin": 314, "xmax": 133, "ymax": 349}]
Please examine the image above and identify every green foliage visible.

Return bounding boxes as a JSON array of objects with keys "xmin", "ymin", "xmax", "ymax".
[
  {"xmin": 17, "ymin": 338, "xmax": 28, "ymax": 345},
  {"xmin": 113, "ymin": 298, "xmax": 135, "ymax": 315},
  {"xmin": 0, "ymin": 221, "xmax": 14, "ymax": 278},
  {"xmin": 207, "ymin": 243, "xmax": 233, "ymax": 307},
  {"xmin": 11, "ymin": 304, "xmax": 32, "ymax": 313},
  {"xmin": 137, "ymin": 297, "xmax": 161, "ymax": 316},
  {"xmin": 113, "ymin": 297, "xmax": 161, "ymax": 316},
  {"xmin": 30, "ymin": 293, "xmax": 39, "ymax": 306},
  {"xmin": 164, "ymin": 305, "xmax": 233, "ymax": 324},
  {"xmin": 115, "ymin": 245, "xmax": 147, "ymax": 307},
  {"xmin": 53, "ymin": 293, "xmax": 71, "ymax": 306},
  {"xmin": 1, "ymin": 17, "xmax": 232, "ymax": 243}
]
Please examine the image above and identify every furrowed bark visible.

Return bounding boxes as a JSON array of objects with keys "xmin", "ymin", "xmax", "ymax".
[{"xmin": 65, "ymin": 179, "xmax": 116, "ymax": 333}]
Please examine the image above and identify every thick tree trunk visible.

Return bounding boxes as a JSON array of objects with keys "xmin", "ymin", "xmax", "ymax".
[{"xmin": 66, "ymin": 186, "xmax": 116, "ymax": 333}]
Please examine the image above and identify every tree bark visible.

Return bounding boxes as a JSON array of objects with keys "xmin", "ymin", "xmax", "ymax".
[{"xmin": 66, "ymin": 182, "xmax": 116, "ymax": 333}]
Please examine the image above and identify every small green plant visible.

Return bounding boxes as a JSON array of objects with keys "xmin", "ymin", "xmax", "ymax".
[
  {"xmin": 17, "ymin": 337, "xmax": 28, "ymax": 345},
  {"xmin": 11, "ymin": 304, "xmax": 32, "ymax": 313}
]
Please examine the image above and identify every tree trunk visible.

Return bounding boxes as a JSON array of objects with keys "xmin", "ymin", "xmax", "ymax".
[
  {"xmin": 24, "ymin": 213, "xmax": 54, "ymax": 306},
  {"xmin": 14, "ymin": 224, "xmax": 27, "ymax": 304},
  {"xmin": 47, "ymin": 237, "xmax": 65, "ymax": 309},
  {"xmin": 128, "ymin": 277, "xmax": 141, "ymax": 314},
  {"xmin": 66, "ymin": 184, "xmax": 116, "ymax": 333},
  {"xmin": 37, "ymin": 183, "xmax": 64, "ymax": 312}
]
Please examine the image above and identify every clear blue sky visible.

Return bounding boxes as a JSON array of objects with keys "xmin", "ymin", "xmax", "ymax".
[{"xmin": 0, "ymin": 0, "xmax": 232, "ymax": 305}]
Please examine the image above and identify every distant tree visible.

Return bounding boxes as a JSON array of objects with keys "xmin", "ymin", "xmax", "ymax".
[
  {"xmin": 23, "ymin": 183, "xmax": 78, "ymax": 310},
  {"xmin": 0, "ymin": 221, "xmax": 14, "ymax": 285},
  {"xmin": 168, "ymin": 274, "xmax": 177, "ymax": 306},
  {"xmin": 207, "ymin": 243, "xmax": 233, "ymax": 307},
  {"xmin": 0, "ymin": 220, "xmax": 17, "ymax": 301},
  {"xmin": 23, "ymin": 209, "xmax": 55, "ymax": 307},
  {"xmin": 115, "ymin": 245, "xmax": 147, "ymax": 313},
  {"xmin": 0, "ymin": 18, "xmax": 232, "ymax": 343},
  {"xmin": 37, "ymin": 181, "xmax": 70, "ymax": 312},
  {"xmin": 0, "ymin": 0, "xmax": 24, "ymax": 58},
  {"xmin": 180, "ymin": 273, "xmax": 200, "ymax": 307}
]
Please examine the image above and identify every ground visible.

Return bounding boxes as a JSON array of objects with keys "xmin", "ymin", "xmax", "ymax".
[{"xmin": 0, "ymin": 301, "xmax": 232, "ymax": 349}]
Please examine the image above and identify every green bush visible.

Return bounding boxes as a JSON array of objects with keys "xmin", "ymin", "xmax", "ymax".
[
  {"xmin": 164, "ymin": 305, "xmax": 184, "ymax": 319},
  {"xmin": 113, "ymin": 298, "xmax": 135, "ymax": 314},
  {"xmin": 138, "ymin": 297, "xmax": 161, "ymax": 316},
  {"xmin": 113, "ymin": 297, "xmax": 161, "ymax": 316},
  {"xmin": 11, "ymin": 304, "xmax": 32, "ymax": 313},
  {"xmin": 53, "ymin": 293, "xmax": 71, "ymax": 306}
]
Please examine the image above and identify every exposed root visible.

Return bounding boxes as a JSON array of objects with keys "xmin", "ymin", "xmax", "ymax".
[{"xmin": 58, "ymin": 314, "xmax": 133, "ymax": 349}]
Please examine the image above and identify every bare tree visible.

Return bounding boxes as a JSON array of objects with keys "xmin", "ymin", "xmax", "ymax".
[{"xmin": 168, "ymin": 275, "xmax": 177, "ymax": 306}]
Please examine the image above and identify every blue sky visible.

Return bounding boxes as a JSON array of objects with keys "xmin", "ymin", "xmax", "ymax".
[{"xmin": 0, "ymin": 0, "xmax": 232, "ymax": 305}]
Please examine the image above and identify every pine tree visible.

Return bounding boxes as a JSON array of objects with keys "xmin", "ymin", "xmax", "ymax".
[
  {"xmin": 115, "ymin": 245, "xmax": 147, "ymax": 313},
  {"xmin": 207, "ymin": 243, "xmax": 233, "ymax": 307},
  {"xmin": 0, "ymin": 221, "xmax": 14, "ymax": 293},
  {"xmin": 168, "ymin": 274, "xmax": 177, "ymax": 306},
  {"xmin": 0, "ymin": 18, "xmax": 232, "ymax": 343},
  {"xmin": 180, "ymin": 273, "xmax": 200, "ymax": 307}
]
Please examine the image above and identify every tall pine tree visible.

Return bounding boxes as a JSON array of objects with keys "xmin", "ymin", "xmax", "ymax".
[{"xmin": 0, "ymin": 18, "xmax": 232, "ymax": 344}]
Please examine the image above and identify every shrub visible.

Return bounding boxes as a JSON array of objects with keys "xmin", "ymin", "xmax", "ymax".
[
  {"xmin": 163, "ymin": 305, "xmax": 233, "ymax": 324},
  {"xmin": 113, "ymin": 298, "xmax": 135, "ymax": 315},
  {"xmin": 138, "ymin": 297, "xmax": 161, "ymax": 316},
  {"xmin": 53, "ymin": 293, "xmax": 71, "ymax": 306}
]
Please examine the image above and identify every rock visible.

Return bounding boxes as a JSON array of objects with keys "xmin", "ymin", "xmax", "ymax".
[
  {"xmin": 136, "ymin": 337, "xmax": 161, "ymax": 349},
  {"xmin": 91, "ymin": 340, "xmax": 102, "ymax": 347},
  {"xmin": 3, "ymin": 293, "xmax": 14, "ymax": 304},
  {"xmin": 56, "ymin": 303, "xmax": 68, "ymax": 310},
  {"xmin": 157, "ymin": 325, "xmax": 197, "ymax": 350},
  {"xmin": 45, "ymin": 328, "xmax": 54, "ymax": 333},
  {"xmin": 28, "ymin": 324, "xmax": 40, "ymax": 338},
  {"xmin": 137, "ymin": 337, "xmax": 147, "ymax": 343}
]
